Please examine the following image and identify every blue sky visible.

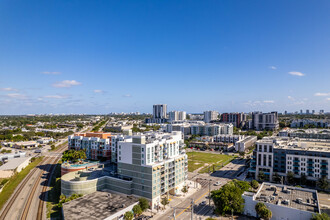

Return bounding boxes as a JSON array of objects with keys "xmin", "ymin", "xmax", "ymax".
[{"xmin": 1, "ymin": 0, "xmax": 330, "ymax": 114}]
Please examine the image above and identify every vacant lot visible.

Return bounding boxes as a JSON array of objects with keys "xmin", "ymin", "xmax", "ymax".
[{"xmin": 187, "ymin": 152, "xmax": 234, "ymax": 173}]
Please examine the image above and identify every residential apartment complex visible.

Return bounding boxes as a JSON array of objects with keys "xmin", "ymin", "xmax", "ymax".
[
  {"xmin": 291, "ymin": 119, "xmax": 330, "ymax": 128},
  {"xmin": 279, "ymin": 128, "xmax": 330, "ymax": 140},
  {"xmin": 117, "ymin": 131, "xmax": 187, "ymax": 207},
  {"xmin": 166, "ymin": 122, "xmax": 233, "ymax": 136},
  {"xmin": 64, "ymin": 131, "xmax": 188, "ymax": 209},
  {"xmin": 221, "ymin": 112, "xmax": 247, "ymax": 128},
  {"xmin": 68, "ymin": 132, "xmax": 125, "ymax": 161},
  {"xmin": 250, "ymin": 137, "xmax": 330, "ymax": 182},
  {"xmin": 168, "ymin": 111, "xmax": 186, "ymax": 122},
  {"xmin": 190, "ymin": 123, "xmax": 233, "ymax": 136},
  {"xmin": 203, "ymin": 111, "xmax": 219, "ymax": 123},
  {"xmin": 251, "ymin": 111, "xmax": 279, "ymax": 131}
]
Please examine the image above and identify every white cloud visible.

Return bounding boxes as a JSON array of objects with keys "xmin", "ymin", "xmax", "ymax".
[
  {"xmin": 52, "ymin": 80, "xmax": 81, "ymax": 88},
  {"xmin": 288, "ymin": 96, "xmax": 294, "ymax": 100},
  {"xmin": 44, "ymin": 95, "xmax": 68, "ymax": 99},
  {"xmin": 269, "ymin": 66, "xmax": 277, "ymax": 70},
  {"xmin": 6, "ymin": 93, "xmax": 27, "ymax": 99},
  {"xmin": 288, "ymin": 71, "xmax": 305, "ymax": 76},
  {"xmin": 1, "ymin": 87, "xmax": 17, "ymax": 91},
  {"xmin": 122, "ymin": 94, "xmax": 132, "ymax": 97},
  {"xmin": 314, "ymin": 92, "xmax": 330, "ymax": 97},
  {"xmin": 42, "ymin": 71, "xmax": 61, "ymax": 75},
  {"xmin": 94, "ymin": 90, "xmax": 104, "ymax": 93},
  {"xmin": 327, "ymin": 98, "xmax": 330, "ymax": 101},
  {"xmin": 263, "ymin": 100, "xmax": 275, "ymax": 103}
]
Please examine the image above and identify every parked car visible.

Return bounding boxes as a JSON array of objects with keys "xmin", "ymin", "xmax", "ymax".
[
  {"xmin": 214, "ymin": 181, "xmax": 221, "ymax": 186},
  {"xmin": 200, "ymin": 201, "xmax": 206, "ymax": 206}
]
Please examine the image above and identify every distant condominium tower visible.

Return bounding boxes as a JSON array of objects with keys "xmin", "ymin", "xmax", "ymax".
[
  {"xmin": 251, "ymin": 111, "xmax": 279, "ymax": 131},
  {"xmin": 153, "ymin": 104, "xmax": 167, "ymax": 119},
  {"xmin": 168, "ymin": 111, "xmax": 186, "ymax": 121},
  {"xmin": 203, "ymin": 111, "xmax": 219, "ymax": 123},
  {"xmin": 306, "ymin": 109, "xmax": 310, "ymax": 115},
  {"xmin": 221, "ymin": 112, "xmax": 247, "ymax": 127}
]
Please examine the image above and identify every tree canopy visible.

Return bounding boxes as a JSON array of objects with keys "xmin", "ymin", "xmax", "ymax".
[
  {"xmin": 311, "ymin": 212, "xmax": 330, "ymax": 220},
  {"xmin": 62, "ymin": 149, "xmax": 87, "ymax": 163},
  {"xmin": 138, "ymin": 197, "xmax": 150, "ymax": 211},
  {"xmin": 211, "ymin": 180, "xmax": 250, "ymax": 215}
]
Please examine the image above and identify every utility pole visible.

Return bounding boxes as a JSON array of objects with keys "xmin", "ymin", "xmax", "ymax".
[
  {"xmin": 173, "ymin": 207, "xmax": 176, "ymax": 220},
  {"xmin": 191, "ymin": 199, "xmax": 194, "ymax": 220}
]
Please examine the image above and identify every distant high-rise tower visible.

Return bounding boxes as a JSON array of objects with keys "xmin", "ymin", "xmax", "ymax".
[
  {"xmin": 153, "ymin": 104, "xmax": 167, "ymax": 119},
  {"xmin": 169, "ymin": 111, "xmax": 186, "ymax": 121},
  {"xmin": 300, "ymin": 110, "xmax": 303, "ymax": 114},
  {"xmin": 203, "ymin": 111, "xmax": 219, "ymax": 123},
  {"xmin": 312, "ymin": 110, "xmax": 315, "ymax": 114},
  {"xmin": 306, "ymin": 109, "xmax": 310, "ymax": 115}
]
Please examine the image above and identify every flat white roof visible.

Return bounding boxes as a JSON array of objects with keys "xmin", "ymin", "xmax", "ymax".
[{"xmin": 0, "ymin": 157, "xmax": 31, "ymax": 171}]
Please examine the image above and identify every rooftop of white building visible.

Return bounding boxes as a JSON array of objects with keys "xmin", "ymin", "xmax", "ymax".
[
  {"xmin": 0, "ymin": 157, "xmax": 31, "ymax": 171},
  {"xmin": 244, "ymin": 182, "xmax": 320, "ymax": 213},
  {"xmin": 257, "ymin": 137, "xmax": 330, "ymax": 152}
]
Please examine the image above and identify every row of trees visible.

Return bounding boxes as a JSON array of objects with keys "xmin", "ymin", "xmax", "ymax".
[{"xmin": 123, "ymin": 198, "xmax": 150, "ymax": 220}]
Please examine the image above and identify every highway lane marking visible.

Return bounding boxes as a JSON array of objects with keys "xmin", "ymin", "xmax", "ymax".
[{"xmin": 172, "ymin": 190, "xmax": 209, "ymax": 220}]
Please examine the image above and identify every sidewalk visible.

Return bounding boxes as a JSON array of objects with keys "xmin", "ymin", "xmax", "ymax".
[{"xmin": 150, "ymin": 180, "xmax": 201, "ymax": 220}]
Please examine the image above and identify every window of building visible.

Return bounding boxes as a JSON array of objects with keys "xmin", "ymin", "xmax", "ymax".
[
  {"xmin": 119, "ymin": 157, "xmax": 121, "ymax": 160},
  {"xmin": 263, "ymin": 154, "xmax": 267, "ymax": 166},
  {"xmin": 264, "ymin": 145, "xmax": 267, "ymax": 152},
  {"xmin": 259, "ymin": 145, "xmax": 262, "ymax": 152}
]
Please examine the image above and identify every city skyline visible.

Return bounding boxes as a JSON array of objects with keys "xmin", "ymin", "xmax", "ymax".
[{"xmin": 1, "ymin": 0, "xmax": 330, "ymax": 114}]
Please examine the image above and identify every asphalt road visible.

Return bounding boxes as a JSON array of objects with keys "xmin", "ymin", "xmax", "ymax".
[{"xmin": 156, "ymin": 159, "xmax": 248, "ymax": 220}]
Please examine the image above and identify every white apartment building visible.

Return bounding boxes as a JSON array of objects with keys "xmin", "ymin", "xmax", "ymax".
[
  {"xmin": 191, "ymin": 123, "xmax": 233, "ymax": 136},
  {"xmin": 203, "ymin": 111, "xmax": 219, "ymax": 123},
  {"xmin": 117, "ymin": 131, "xmax": 187, "ymax": 208},
  {"xmin": 168, "ymin": 111, "xmax": 186, "ymax": 122},
  {"xmin": 251, "ymin": 111, "xmax": 279, "ymax": 131}
]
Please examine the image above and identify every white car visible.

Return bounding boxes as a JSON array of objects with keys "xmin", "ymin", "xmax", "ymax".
[
  {"xmin": 200, "ymin": 201, "xmax": 206, "ymax": 206},
  {"xmin": 214, "ymin": 181, "xmax": 221, "ymax": 186}
]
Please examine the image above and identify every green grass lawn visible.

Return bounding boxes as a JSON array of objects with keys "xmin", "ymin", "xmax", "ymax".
[
  {"xmin": 0, "ymin": 156, "xmax": 44, "ymax": 210},
  {"xmin": 187, "ymin": 152, "xmax": 235, "ymax": 173}
]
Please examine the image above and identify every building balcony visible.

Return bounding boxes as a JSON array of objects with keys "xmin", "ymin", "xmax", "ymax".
[
  {"xmin": 293, "ymin": 159, "xmax": 300, "ymax": 163},
  {"xmin": 307, "ymin": 161, "xmax": 314, "ymax": 164},
  {"xmin": 321, "ymin": 162, "xmax": 328, "ymax": 166},
  {"xmin": 293, "ymin": 164, "xmax": 300, "ymax": 167},
  {"xmin": 321, "ymin": 167, "xmax": 328, "ymax": 170},
  {"xmin": 307, "ymin": 170, "xmax": 314, "ymax": 174},
  {"xmin": 307, "ymin": 166, "xmax": 314, "ymax": 169}
]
